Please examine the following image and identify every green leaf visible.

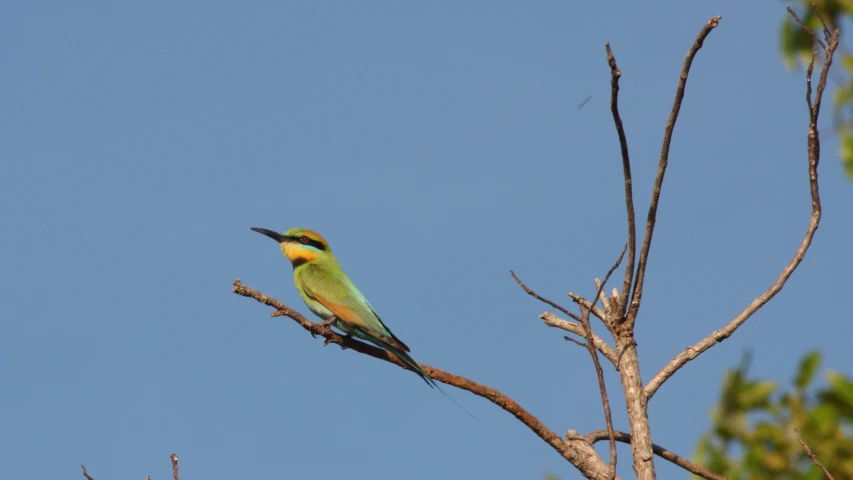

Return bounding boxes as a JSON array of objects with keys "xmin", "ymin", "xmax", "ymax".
[
  {"xmin": 826, "ymin": 370, "xmax": 853, "ymax": 409},
  {"xmin": 840, "ymin": 130, "xmax": 853, "ymax": 183},
  {"xmin": 695, "ymin": 350, "xmax": 853, "ymax": 479},
  {"xmin": 807, "ymin": 402, "xmax": 841, "ymax": 430},
  {"xmin": 794, "ymin": 350, "xmax": 821, "ymax": 390},
  {"xmin": 739, "ymin": 380, "xmax": 777, "ymax": 410}
]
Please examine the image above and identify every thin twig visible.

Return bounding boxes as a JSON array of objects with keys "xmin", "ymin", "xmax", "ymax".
[
  {"xmin": 568, "ymin": 293, "xmax": 606, "ymax": 322},
  {"xmin": 584, "ymin": 430, "xmax": 729, "ymax": 480},
  {"xmin": 588, "ymin": 244, "xmax": 627, "ymax": 325},
  {"xmin": 645, "ymin": 15, "xmax": 834, "ymax": 401},
  {"xmin": 812, "ymin": 5, "xmax": 832, "ymax": 44},
  {"xmin": 605, "ymin": 42, "xmax": 637, "ymax": 320},
  {"xmin": 81, "ymin": 465, "xmax": 95, "ymax": 480},
  {"xmin": 596, "ymin": 280, "xmax": 611, "ymax": 314},
  {"xmin": 578, "ymin": 245, "xmax": 626, "ymax": 477},
  {"xmin": 579, "ymin": 306, "xmax": 617, "ymax": 478},
  {"xmin": 540, "ymin": 312, "xmax": 618, "ymax": 365},
  {"xmin": 171, "ymin": 453, "xmax": 180, "ymax": 480},
  {"xmin": 786, "ymin": 7, "xmax": 827, "ymax": 49},
  {"xmin": 232, "ymin": 280, "xmax": 618, "ymax": 479},
  {"xmin": 795, "ymin": 428, "xmax": 836, "ymax": 480},
  {"xmin": 607, "ymin": 19, "xmax": 722, "ymax": 480},
  {"xmin": 625, "ymin": 16, "xmax": 721, "ymax": 329},
  {"xmin": 511, "ymin": 271, "xmax": 582, "ymax": 322}
]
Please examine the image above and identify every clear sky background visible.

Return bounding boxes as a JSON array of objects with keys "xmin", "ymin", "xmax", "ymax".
[{"xmin": 2, "ymin": 1, "xmax": 851, "ymax": 479}]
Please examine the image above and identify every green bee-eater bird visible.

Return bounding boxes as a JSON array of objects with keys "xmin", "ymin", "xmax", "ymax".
[{"xmin": 251, "ymin": 226, "xmax": 440, "ymax": 388}]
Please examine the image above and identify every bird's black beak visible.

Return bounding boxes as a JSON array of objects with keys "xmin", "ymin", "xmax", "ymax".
[{"xmin": 251, "ymin": 227, "xmax": 289, "ymax": 243}]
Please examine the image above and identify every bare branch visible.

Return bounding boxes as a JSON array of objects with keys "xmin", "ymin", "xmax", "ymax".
[
  {"xmin": 814, "ymin": 9, "xmax": 832, "ymax": 43},
  {"xmin": 171, "ymin": 453, "xmax": 180, "ymax": 480},
  {"xmin": 625, "ymin": 16, "xmax": 722, "ymax": 329},
  {"xmin": 81, "ymin": 465, "xmax": 95, "ymax": 480},
  {"xmin": 540, "ymin": 312, "xmax": 618, "ymax": 365},
  {"xmin": 564, "ymin": 335, "xmax": 588, "ymax": 348},
  {"xmin": 584, "ymin": 430, "xmax": 729, "ymax": 480},
  {"xmin": 786, "ymin": 7, "xmax": 827, "ymax": 49},
  {"xmin": 580, "ymin": 304, "xmax": 617, "ymax": 476},
  {"xmin": 568, "ymin": 293, "xmax": 606, "ymax": 322},
  {"xmin": 795, "ymin": 428, "xmax": 836, "ymax": 480},
  {"xmin": 589, "ymin": 244, "xmax": 627, "ymax": 324},
  {"xmin": 603, "ymin": 19, "xmax": 721, "ymax": 479},
  {"xmin": 605, "ymin": 42, "xmax": 637, "ymax": 320},
  {"xmin": 573, "ymin": 244, "xmax": 627, "ymax": 477},
  {"xmin": 232, "ymin": 280, "xmax": 618, "ymax": 479},
  {"xmin": 515, "ymin": 246, "xmax": 624, "ymax": 476},
  {"xmin": 511, "ymin": 271, "xmax": 582, "ymax": 322},
  {"xmin": 595, "ymin": 280, "xmax": 611, "ymax": 314},
  {"xmin": 645, "ymin": 18, "xmax": 835, "ymax": 401}
]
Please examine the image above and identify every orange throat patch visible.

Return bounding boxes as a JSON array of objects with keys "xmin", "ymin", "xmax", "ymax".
[{"xmin": 282, "ymin": 242, "xmax": 318, "ymax": 266}]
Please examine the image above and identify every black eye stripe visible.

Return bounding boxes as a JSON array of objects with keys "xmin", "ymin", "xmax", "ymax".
[{"xmin": 289, "ymin": 235, "xmax": 326, "ymax": 251}]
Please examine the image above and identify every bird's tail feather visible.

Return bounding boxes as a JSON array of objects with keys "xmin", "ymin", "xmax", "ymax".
[{"xmin": 354, "ymin": 328, "xmax": 476, "ymax": 419}]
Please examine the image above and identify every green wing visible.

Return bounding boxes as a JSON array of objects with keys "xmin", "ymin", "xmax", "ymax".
[{"xmin": 299, "ymin": 263, "xmax": 410, "ymax": 352}]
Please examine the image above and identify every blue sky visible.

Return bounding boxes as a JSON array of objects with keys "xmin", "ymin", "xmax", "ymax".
[{"xmin": 2, "ymin": 1, "xmax": 851, "ymax": 479}]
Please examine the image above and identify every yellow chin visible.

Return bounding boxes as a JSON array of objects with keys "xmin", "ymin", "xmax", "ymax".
[{"xmin": 282, "ymin": 242, "xmax": 318, "ymax": 264}]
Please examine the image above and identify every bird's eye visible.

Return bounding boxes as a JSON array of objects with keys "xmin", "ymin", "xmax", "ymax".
[{"xmin": 299, "ymin": 236, "xmax": 310, "ymax": 244}]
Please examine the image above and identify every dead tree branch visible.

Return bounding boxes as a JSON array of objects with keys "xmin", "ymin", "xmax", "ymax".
[
  {"xmin": 232, "ymin": 279, "xmax": 618, "ymax": 479},
  {"xmin": 583, "ymin": 430, "xmax": 729, "ymax": 480},
  {"xmin": 81, "ymin": 465, "xmax": 95, "ymax": 480},
  {"xmin": 511, "ymin": 271, "xmax": 583, "ymax": 322},
  {"xmin": 577, "ymin": 245, "xmax": 627, "ymax": 476},
  {"xmin": 171, "ymin": 453, "xmax": 180, "ymax": 480},
  {"xmin": 644, "ymin": 14, "xmax": 835, "ymax": 401},
  {"xmin": 580, "ymin": 303, "xmax": 617, "ymax": 478},
  {"xmin": 568, "ymin": 293, "xmax": 607, "ymax": 322},
  {"xmin": 605, "ymin": 41, "xmax": 637, "ymax": 322},
  {"xmin": 604, "ymin": 17, "xmax": 721, "ymax": 480},
  {"xmin": 624, "ymin": 15, "xmax": 722, "ymax": 329},
  {"xmin": 786, "ymin": 7, "xmax": 827, "ymax": 49},
  {"xmin": 540, "ymin": 312, "xmax": 617, "ymax": 365}
]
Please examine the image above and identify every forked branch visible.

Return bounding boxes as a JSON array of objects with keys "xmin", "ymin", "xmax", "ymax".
[
  {"xmin": 644, "ymin": 12, "xmax": 835, "ymax": 400},
  {"xmin": 576, "ymin": 245, "xmax": 627, "ymax": 476},
  {"xmin": 624, "ymin": 15, "xmax": 722, "ymax": 329},
  {"xmin": 602, "ymin": 18, "xmax": 722, "ymax": 480},
  {"xmin": 232, "ymin": 279, "xmax": 618, "ymax": 479},
  {"xmin": 583, "ymin": 430, "xmax": 729, "ymax": 480},
  {"xmin": 539, "ymin": 312, "xmax": 617, "ymax": 365}
]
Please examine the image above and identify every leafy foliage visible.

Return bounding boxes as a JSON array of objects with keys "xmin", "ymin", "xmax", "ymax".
[
  {"xmin": 781, "ymin": 1, "xmax": 853, "ymax": 181},
  {"xmin": 693, "ymin": 351, "xmax": 853, "ymax": 479}
]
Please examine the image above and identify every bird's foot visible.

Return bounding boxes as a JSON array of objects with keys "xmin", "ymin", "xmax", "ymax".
[
  {"xmin": 319, "ymin": 316, "xmax": 340, "ymax": 346},
  {"xmin": 314, "ymin": 316, "xmax": 338, "ymax": 338},
  {"xmin": 319, "ymin": 315, "xmax": 338, "ymax": 329}
]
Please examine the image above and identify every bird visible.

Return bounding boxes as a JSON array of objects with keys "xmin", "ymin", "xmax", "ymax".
[{"xmin": 250, "ymin": 226, "xmax": 441, "ymax": 388}]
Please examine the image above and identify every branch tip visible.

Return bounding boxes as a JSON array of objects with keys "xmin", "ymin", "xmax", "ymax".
[{"xmin": 644, "ymin": 13, "xmax": 831, "ymax": 401}]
